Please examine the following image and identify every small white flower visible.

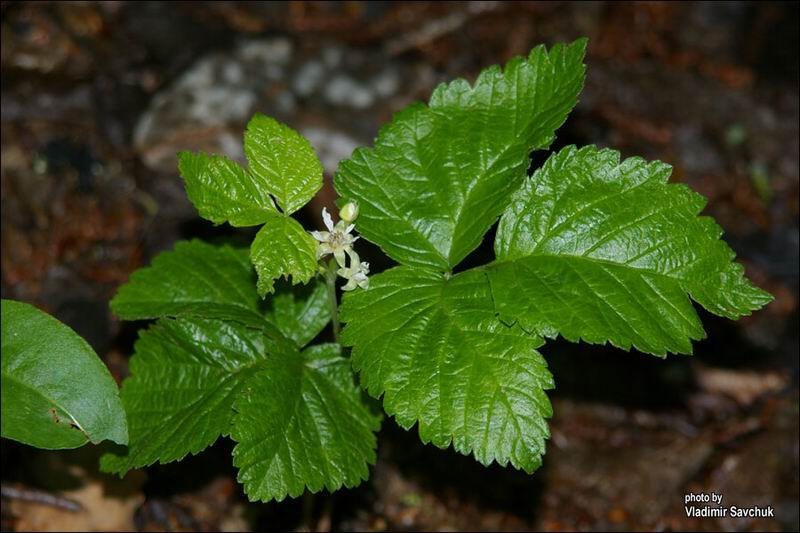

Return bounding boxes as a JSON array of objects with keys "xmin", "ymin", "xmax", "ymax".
[
  {"xmin": 310, "ymin": 207, "xmax": 358, "ymax": 267},
  {"xmin": 338, "ymin": 249, "xmax": 370, "ymax": 291}
]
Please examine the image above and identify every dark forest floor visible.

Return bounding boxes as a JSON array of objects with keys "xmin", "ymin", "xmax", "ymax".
[{"xmin": 1, "ymin": 2, "xmax": 798, "ymax": 531}]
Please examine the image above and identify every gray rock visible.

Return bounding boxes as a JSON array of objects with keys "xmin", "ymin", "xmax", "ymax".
[
  {"xmin": 372, "ymin": 68, "xmax": 400, "ymax": 98},
  {"xmin": 302, "ymin": 126, "xmax": 362, "ymax": 175},
  {"xmin": 134, "ymin": 38, "xmax": 294, "ymax": 171},
  {"xmin": 293, "ymin": 60, "xmax": 325, "ymax": 97},
  {"xmin": 133, "ymin": 36, "xmax": 424, "ymax": 173},
  {"xmin": 325, "ymin": 75, "xmax": 375, "ymax": 109}
]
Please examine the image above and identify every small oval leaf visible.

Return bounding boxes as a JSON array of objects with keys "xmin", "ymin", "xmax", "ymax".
[{"xmin": 1, "ymin": 300, "xmax": 128, "ymax": 449}]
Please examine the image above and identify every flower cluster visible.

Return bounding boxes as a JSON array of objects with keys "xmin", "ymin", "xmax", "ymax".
[{"xmin": 311, "ymin": 203, "xmax": 369, "ymax": 291}]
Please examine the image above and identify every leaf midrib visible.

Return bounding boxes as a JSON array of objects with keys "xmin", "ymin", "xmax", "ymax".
[
  {"xmin": 1, "ymin": 371, "xmax": 91, "ymax": 441},
  {"xmin": 484, "ymin": 251, "xmax": 692, "ymax": 284}
]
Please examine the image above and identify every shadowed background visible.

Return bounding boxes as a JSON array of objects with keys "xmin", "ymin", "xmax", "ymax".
[{"xmin": 1, "ymin": 1, "xmax": 798, "ymax": 531}]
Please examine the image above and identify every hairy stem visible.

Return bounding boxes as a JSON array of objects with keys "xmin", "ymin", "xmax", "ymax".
[{"xmin": 325, "ymin": 258, "xmax": 340, "ymax": 343}]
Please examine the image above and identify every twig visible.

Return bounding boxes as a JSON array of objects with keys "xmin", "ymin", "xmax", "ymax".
[
  {"xmin": 0, "ymin": 484, "xmax": 82, "ymax": 512},
  {"xmin": 386, "ymin": 2, "xmax": 502, "ymax": 55}
]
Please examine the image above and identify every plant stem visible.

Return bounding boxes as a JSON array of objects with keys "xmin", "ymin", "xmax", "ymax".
[
  {"xmin": 325, "ymin": 258, "xmax": 340, "ymax": 343},
  {"xmin": 302, "ymin": 261, "xmax": 340, "ymax": 532},
  {"xmin": 302, "ymin": 491, "xmax": 315, "ymax": 531},
  {"xmin": 317, "ymin": 493, "xmax": 333, "ymax": 532}
]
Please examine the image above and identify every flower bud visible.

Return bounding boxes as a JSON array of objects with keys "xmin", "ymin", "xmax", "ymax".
[{"xmin": 339, "ymin": 202, "xmax": 359, "ymax": 223}]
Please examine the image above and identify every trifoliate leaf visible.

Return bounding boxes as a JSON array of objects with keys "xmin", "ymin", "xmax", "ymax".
[
  {"xmin": 339, "ymin": 268, "xmax": 553, "ymax": 473},
  {"xmin": 251, "ymin": 212, "xmax": 318, "ymax": 297},
  {"xmin": 100, "ymin": 317, "xmax": 283, "ymax": 475},
  {"xmin": 232, "ymin": 343, "xmax": 381, "ymax": 502},
  {"xmin": 244, "ymin": 114, "xmax": 323, "ymax": 215},
  {"xmin": 488, "ymin": 145, "xmax": 773, "ymax": 356},
  {"xmin": 111, "ymin": 240, "xmax": 266, "ymax": 328},
  {"xmin": 179, "ymin": 115, "xmax": 323, "ymax": 293},
  {"xmin": 265, "ymin": 280, "xmax": 330, "ymax": 347},
  {"xmin": 1, "ymin": 300, "xmax": 127, "ymax": 449},
  {"xmin": 335, "ymin": 39, "xmax": 587, "ymax": 271},
  {"xmin": 178, "ymin": 151, "xmax": 276, "ymax": 227}
]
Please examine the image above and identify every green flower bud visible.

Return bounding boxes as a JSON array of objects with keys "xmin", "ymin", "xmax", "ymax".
[{"xmin": 339, "ymin": 202, "xmax": 359, "ymax": 223}]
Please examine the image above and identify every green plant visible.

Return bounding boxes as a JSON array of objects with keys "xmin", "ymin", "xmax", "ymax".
[
  {"xmin": 7, "ymin": 38, "xmax": 770, "ymax": 503},
  {"xmin": 1, "ymin": 299, "xmax": 127, "ymax": 449}
]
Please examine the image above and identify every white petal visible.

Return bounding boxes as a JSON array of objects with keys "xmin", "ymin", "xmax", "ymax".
[
  {"xmin": 310, "ymin": 230, "xmax": 329, "ymax": 242},
  {"xmin": 342, "ymin": 277, "xmax": 358, "ymax": 291},
  {"xmin": 345, "ymin": 248, "xmax": 361, "ymax": 266},
  {"xmin": 317, "ymin": 243, "xmax": 333, "ymax": 258},
  {"xmin": 322, "ymin": 207, "xmax": 334, "ymax": 231},
  {"xmin": 344, "ymin": 223, "xmax": 355, "ymax": 235},
  {"xmin": 334, "ymin": 249, "xmax": 347, "ymax": 268}
]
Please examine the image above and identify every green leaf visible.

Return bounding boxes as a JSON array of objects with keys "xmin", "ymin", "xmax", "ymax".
[
  {"xmin": 1, "ymin": 300, "xmax": 127, "ymax": 449},
  {"xmin": 179, "ymin": 115, "xmax": 322, "ymax": 225},
  {"xmin": 488, "ymin": 145, "xmax": 773, "ymax": 356},
  {"xmin": 245, "ymin": 114, "xmax": 324, "ymax": 215},
  {"xmin": 100, "ymin": 317, "xmax": 282, "ymax": 475},
  {"xmin": 178, "ymin": 151, "xmax": 276, "ymax": 227},
  {"xmin": 265, "ymin": 280, "xmax": 330, "ymax": 347},
  {"xmin": 111, "ymin": 240, "xmax": 266, "ymax": 328},
  {"xmin": 335, "ymin": 39, "xmax": 587, "ymax": 271},
  {"xmin": 340, "ymin": 268, "xmax": 553, "ymax": 473},
  {"xmin": 111, "ymin": 239, "xmax": 331, "ymax": 341},
  {"xmin": 251, "ymin": 212, "xmax": 318, "ymax": 297},
  {"xmin": 232, "ymin": 343, "xmax": 381, "ymax": 502}
]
